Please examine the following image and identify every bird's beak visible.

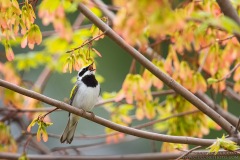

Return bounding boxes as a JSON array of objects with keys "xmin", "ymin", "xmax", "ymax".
[{"xmin": 88, "ymin": 62, "xmax": 96, "ymax": 71}]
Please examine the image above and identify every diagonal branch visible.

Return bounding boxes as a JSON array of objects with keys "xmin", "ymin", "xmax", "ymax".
[
  {"xmin": 78, "ymin": 3, "xmax": 235, "ymax": 135},
  {"xmin": 0, "ymin": 79, "xmax": 216, "ymax": 146},
  {"xmin": 216, "ymin": 0, "xmax": 240, "ymax": 42},
  {"xmin": 196, "ymin": 91, "xmax": 239, "ymax": 128}
]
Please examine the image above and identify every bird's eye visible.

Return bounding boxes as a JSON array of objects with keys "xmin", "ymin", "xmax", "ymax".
[
  {"xmin": 78, "ymin": 71, "xmax": 84, "ymax": 77},
  {"xmin": 78, "ymin": 68, "xmax": 87, "ymax": 77}
]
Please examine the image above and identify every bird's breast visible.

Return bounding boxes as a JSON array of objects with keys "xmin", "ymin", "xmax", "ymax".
[{"xmin": 72, "ymin": 83, "xmax": 100, "ymax": 111}]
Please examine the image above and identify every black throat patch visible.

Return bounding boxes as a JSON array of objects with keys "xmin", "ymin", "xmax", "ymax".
[{"xmin": 82, "ymin": 74, "xmax": 98, "ymax": 87}]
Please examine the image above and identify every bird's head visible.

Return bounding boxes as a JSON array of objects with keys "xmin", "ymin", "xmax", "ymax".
[{"xmin": 77, "ymin": 62, "xmax": 96, "ymax": 80}]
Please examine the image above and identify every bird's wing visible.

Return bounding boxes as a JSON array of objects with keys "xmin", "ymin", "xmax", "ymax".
[
  {"xmin": 69, "ymin": 84, "xmax": 79, "ymax": 105},
  {"xmin": 99, "ymin": 86, "xmax": 101, "ymax": 97}
]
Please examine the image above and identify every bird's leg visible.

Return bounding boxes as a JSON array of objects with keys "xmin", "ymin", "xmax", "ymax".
[{"xmin": 87, "ymin": 111, "xmax": 95, "ymax": 119}]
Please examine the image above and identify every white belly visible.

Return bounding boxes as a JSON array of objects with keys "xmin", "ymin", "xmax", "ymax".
[{"xmin": 71, "ymin": 83, "xmax": 100, "ymax": 111}]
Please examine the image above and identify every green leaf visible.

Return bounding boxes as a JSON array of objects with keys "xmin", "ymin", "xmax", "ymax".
[
  {"xmin": 207, "ymin": 140, "xmax": 220, "ymax": 155},
  {"xmin": 15, "ymin": 52, "xmax": 51, "ymax": 71},
  {"xmin": 92, "ymin": 48, "xmax": 102, "ymax": 57},
  {"xmin": 220, "ymin": 98, "xmax": 228, "ymax": 110},
  {"xmin": 18, "ymin": 152, "xmax": 29, "ymax": 160},
  {"xmin": 119, "ymin": 104, "xmax": 134, "ymax": 115},
  {"xmin": 207, "ymin": 135, "xmax": 239, "ymax": 154},
  {"xmin": 219, "ymin": 135, "xmax": 239, "ymax": 151},
  {"xmin": 63, "ymin": 1, "xmax": 77, "ymax": 12},
  {"xmin": 44, "ymin": 121, "xmax": 53, "ymax": 127},
  {"xmin": 90, "ymin": 7, "xmax": 102, "ymax": 18},
  {"xmin": 27, "ymin": 117, "xmax": 53, "ymax": 142},
  {"xmin": 90, "ymin": 24, "xmax": 98, "ymax": 34},
  {"xmin": 145, "ymin": 101, "xmax": 156, "ymax": 119},
  {"xmin": 174, "ymin": 144, "xmax": 183, "ymax": 150},
  {"xmin": 39, "ymin": 0, "xmax": 60, "ymax": 12},
  {"xmin": 207, "ymin": 78, "xmax": 218, "ymax": 85},
  {"xmin": 220, "ymin": 16, "xmax": 240, "ymax": 34},
  {"xmin": 102, "ymin": 92, "xmax": 117, "ymax": 99},
  {"xmin": 27, "ymin": 118, "xmax": 38, "ymax": 132},
  {"xmin": 36, "ymin": 125, "xmax": 41, "ymax": 142},
  {"xmin": 43, "ymin": 37, "xmax": 69, "ymax": 53}
]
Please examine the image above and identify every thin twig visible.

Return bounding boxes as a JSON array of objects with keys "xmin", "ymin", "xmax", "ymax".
[
  {"xmin": 66, "ymin": 30, "xmax": 107, "ymax": 53},
  {"xmin": 175, "ymin": 146, "xmax": 202, "ymax": 160},
  {"xmin": 0, "ymin": 111, "xmax": 17, "ymax": 122},
  {"xmin": 197, "ymin": 35, "xmax": 235, "ymax": 52},
  {"xmin": 129, "ymin": 59, "xmax": 136, "ymax": 74},
  {"xmin": 39, "ymin": 107, "xmax": 58, "ymax": 120},
  {"xmin": 51, "ymin": 142, "xmax": 105, "ymax": 152},
  {"xmin": 51, "ymin": 136, "xmax": 139, "ymax": 153},
  {"xmin": 225, "ymin": 87, "xmax": 240, "ymax": 102},
  {"xmin": 135, "ymin": 110, "xmax": 199, "ymax": 129},
  {"xmin": 23, "ymin": 136, "xmax": 32, "ymax": 153},
  {"xmin": 216, "ymin": 63, "xmax": 240, "ymax": 83}
]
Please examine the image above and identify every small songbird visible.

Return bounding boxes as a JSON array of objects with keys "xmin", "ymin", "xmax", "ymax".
[{"xmin": 60, "ymin": 62, "xmax": 100, "ymax": 144}]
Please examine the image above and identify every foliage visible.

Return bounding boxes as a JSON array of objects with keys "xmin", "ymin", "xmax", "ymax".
[
  {"xmin": 0, "ymin": 0, "xmax": 240, "ymax": 158},
  {"xmin": 207, "ymin": 135, "xmax": 239, "ymax": 154},
  {"xmin": 101, "ymin": 0, "xmax": 240, "ymax": 150},
  {"xmin": 18, "ymin": 153, "xmax": 29, "ymax": 160},
  {"xmin": 0, "ymin": 122, "xmax": 17, "ymax": 152},
  {"xmin": 27, "ymin": 116, "xmax": 53, "ymax": 142},
  {"xmin": 0, "ymin": 0, "xmax": 42, "ymax": 60}
]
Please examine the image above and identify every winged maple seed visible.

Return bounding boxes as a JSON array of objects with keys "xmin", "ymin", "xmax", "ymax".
[{"xmin": 27, "ymin": 115, "xmax": 53, "ymax": 142}]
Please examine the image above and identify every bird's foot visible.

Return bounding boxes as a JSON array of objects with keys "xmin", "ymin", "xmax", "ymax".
[
  {"xmin": 87, "ymin": 111, "xmax": 95, "ymax": 119},
  {"xmin": 81, "ymin": 109, "xmax": 86, "ymax": 115}
]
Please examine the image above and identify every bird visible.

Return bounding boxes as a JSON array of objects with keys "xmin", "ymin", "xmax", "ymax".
[{"xmin": 60, "ymin": 62, "xmax": 100, "ymax": 144}]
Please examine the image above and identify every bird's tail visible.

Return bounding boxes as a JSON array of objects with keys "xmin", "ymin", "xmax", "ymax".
[{"xmin": 60, "ymin": 114, "xmax": 79, "ymax": 144}]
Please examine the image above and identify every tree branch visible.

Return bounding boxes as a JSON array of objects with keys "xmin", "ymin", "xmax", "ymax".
[
  {"xmin": 1, "ymin": 150, "xmax": 239, "ymax": 160},
  {"xmin": 92, "ymin": 0, "xmax": 239, "ymax": 133},
  {"xmin": 196, "ymin": 91, "xmax": 239, "ymax": 128},
  {"xmin": 92, "ymin": 0, "xmax": 115, "ymax": 23},
  {"xmin": 78, "ymin": 3, "xmax": 235, "ymax": 135},
  {"xmin": 225, "ymin": 87, "xmax": 240, "ymax": 102},
  {"xmin": 25, "ymin": 109, "xmax": 199, "ymax": 141},
  {"xmin": 0, "ymin": 79, "xmax": 217, "ymax": 146},
  {"xmin": 216, "ymin": 0, "xmax": 240, "ymax": 42}
]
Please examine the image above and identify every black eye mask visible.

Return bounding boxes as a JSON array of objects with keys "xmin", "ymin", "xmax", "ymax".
[{"xmin": 78, "ymin": 67, "xmax": 87, "ymax": 77}]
